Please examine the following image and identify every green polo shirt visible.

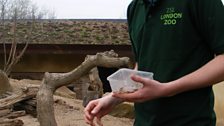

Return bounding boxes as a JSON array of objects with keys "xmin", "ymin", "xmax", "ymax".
[{"xmin": 127, "ymin": 0, "xmax": 224, "ymax": 125}]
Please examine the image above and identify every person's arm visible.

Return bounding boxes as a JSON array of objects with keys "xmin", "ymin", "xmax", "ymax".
[
  {"xmin": 134, "ymin": 63, "xmax": 138, "ymax": 70},
  {"xmin": 166, "ymin": 54, "xmax": 224, "ymax": 96},
  {"xmin": 84, "ymin": 93, "xmax": 124, "ymax": 125},
  {"xmin": 113, "ymin": 54, "xmax": 224, "ymax": 102}
]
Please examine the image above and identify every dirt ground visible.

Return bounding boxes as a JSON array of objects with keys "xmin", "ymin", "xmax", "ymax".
[
  {"xmin": 9, "ymin": 79, "xmax": 134, "ymax": 126},
  {"xmin": 213, "ymin": 82, "xmax": 224, "ymax": 126},
  {"xmin": 8, "ymin": 79, "xmax": 224, "ymax": 126},
  {"xmin": 16, "ymin": 96, "xmax": 134, "ymax": 126}
]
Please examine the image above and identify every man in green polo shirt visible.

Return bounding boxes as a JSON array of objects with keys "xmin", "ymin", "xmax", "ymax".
[{"xmin": 84, "ymin": 0, "xmax": 224, "ymax": 125}]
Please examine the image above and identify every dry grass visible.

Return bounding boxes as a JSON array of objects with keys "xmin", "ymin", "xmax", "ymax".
[{"xmin": 0, "ymin": 20, "xmax": 130, "ymax": 45}]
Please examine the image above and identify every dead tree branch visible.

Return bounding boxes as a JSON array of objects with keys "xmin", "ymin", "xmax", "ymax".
[
  {"xmin": 37, "ymin": 50, "xmax": 132, "ymax": 126},
  {"xmin": 0, "ymin": 86, "xmax": 39, "ymax": 108},
  {"xmin": 3, "ymin": 12, "xmax": 30, "ymax": 76},
  {"xmin": 0, "ymin": 118, "xmax": 24, "ymax": 126}
]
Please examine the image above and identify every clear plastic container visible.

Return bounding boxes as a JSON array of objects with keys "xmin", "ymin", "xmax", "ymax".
[{"xmin": 107, "ymin": 68, "xmax": 154, "ymax": 93}]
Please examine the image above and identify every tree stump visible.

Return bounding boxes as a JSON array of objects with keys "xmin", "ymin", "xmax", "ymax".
[{"xmin": 0, "ymin": 70, "xmax": 12, "ymax": 96}]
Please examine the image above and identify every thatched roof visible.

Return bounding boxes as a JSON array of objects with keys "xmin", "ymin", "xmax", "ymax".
[{"xmin": 0, "ymin": 19, "xmax": 130, "ymax": 45}]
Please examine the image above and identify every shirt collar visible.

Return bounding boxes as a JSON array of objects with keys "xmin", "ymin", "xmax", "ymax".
[{"xmin": 143, "ymin": 0, "xmax": 158, "ymax": 6}]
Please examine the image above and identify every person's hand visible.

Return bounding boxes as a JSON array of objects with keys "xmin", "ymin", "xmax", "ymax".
[
  {"xmin": 112, "ymin": 75, "xmax": 170, "ymax": 102},
  {"xmin": 84, "ymin": 93, "xmax": 122, "ymax": 126}
]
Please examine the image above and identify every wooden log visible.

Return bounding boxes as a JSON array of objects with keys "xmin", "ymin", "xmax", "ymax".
[
  {"xmin": 4, "ymin": 110, "xmax": 26, "ymax": 119},
  {"xmin": 0, "ymin": 108, "xmax": 11, "ymax": 117},
  {"xmin": 13, "ymin": 98, "xmax": 37, "ymax": 117},
  {"xmin": 23, "ymin": 98, "xmax": 36, "ymax": 107},
  {"xmin": 37, "ymin": 50, "xmax": 132, "ymax": 126},
  {"xmin": 0, "ymin": 86, "xmax": 38, "ymax": 108},
  {"xmin": 0, "ymin": 118, "xmax": 24, "ymax": 126}
]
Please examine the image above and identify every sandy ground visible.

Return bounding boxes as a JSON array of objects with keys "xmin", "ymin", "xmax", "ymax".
[
  {"xmin": 7, "ymin": 79, "xmax": 224, "ymax": 126},
  {"xmin": 9, "ymin": 79, "xmax": 134, "ymax": 126},
  {"xmin": 213, "ymin": 82, "xmax": 224, "ymax": 126},
  {"xmin": 16, "ymin": 96, "xmax": 134, "ymax": 126}
]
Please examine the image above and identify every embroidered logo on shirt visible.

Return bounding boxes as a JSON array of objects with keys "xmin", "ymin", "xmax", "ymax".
[{"xmin": 160, "ymin": 7, "xmax": 182, "ymax": 25}]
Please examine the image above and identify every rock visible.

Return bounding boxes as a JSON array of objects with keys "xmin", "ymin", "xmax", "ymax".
[
  {"xmin": 55, "ymin": 86, "xmax": 76, "ymax": 99},
  {"xmin": 110, "ymin": 102, "xmax": 135, "ymax": 119},
  {"xmin": 0, "ymin": 70, "xmax": 12, "ymax": 96}
]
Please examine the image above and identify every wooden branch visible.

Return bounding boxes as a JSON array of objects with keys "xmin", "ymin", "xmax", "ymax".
[
  {"xmin": 0, "ymin": 118, "xmax": 24, "ymax": 126},
  {"xmin": 4, "ymin": 110, "xmax": 26, "ymax": 119},
  {"xmin": 88, "ymin": 67, "xmax": 103, "ymax": 96},
  {"xmin": 0, "ymin": 86, "xmax": 39, "ymax": 108},
  {"xmin": 23, "ymin": 98, "xmax": 36, "ymax": 107},
  {"xmin": 14, "ymin": 99, "xmax": 37, "ymax": 117},
  {"xmin": 37, "ymin": 50, "xmax": 132, "ymax": 126},
  {"xmin": 82, "ymin": 67, "xmax": 104, "ymax": 107},
  {"xmin": 0, "ymin": 108, "xmax": 11, "ymax": 117},
  {"xmin": 4, "ymin": 41, "xmax": 28, "ymax": 75},
  {"xmin": 37, "ymin": 84, "xmax": 56, "ymax": 126},
  {"xmin": 39, "ymin": 50, "xmax": 131, "ymax": 90},
  {"xmin": 3, "ymin": 41, "xmax": 7, "ymax": 68},
  {"xmin": 4, "ymin": 20, "xmax": 17, "ymax": 72},
  {"xmin": 12, "ymin": 20, "xmax": 17, "ymax": 65},
  {"xmin": 3, "ymin": 13, "xmax": 31, "ymax": 76},
  {"xmin": 5, "ymin": 41, "xmax": 14, "ymax": 72}
]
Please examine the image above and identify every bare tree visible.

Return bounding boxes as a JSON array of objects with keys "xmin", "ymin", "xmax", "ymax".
[
  {"xmin": 0, "ymin": 0, "xmax": 9, "ymax": 26},
  {"xmin": 30, "ymin": 3, "xmax": 38, "ymax": 20},
  {"xmin": 8, "ymin": 0, "xmax": 31, "ymax": 20},
  {"xmin": 36, "ymin": 7, "xmax": 47, "ymax": 19},
  {"xmin": 0, "ymin": 7, "xmax": 31, "ymax": 96},
  {"xmin": 1, "ymin": 0, "xmax": 57, "ymax": 20},
  {"xmin": 47, "ymin": 8, "xmax": 57, "ymax": 19},
  {"xmin": 3, "ymin": 10, "xmax": 29, "ymax": 75},
  {"xmin": 0, "ymin": 0, "xmax": 55, "ymax": 96},
  {"xmin": 36, "ymin": 7, "xmax": 57, "ymax": 19}
]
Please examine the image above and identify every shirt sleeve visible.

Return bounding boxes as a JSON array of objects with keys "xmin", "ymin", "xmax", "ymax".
[
  {"xmin": 127, "ymin": 1, "xmax": 139, "ymax": 62},
  {"xmin": 195, "ymin": 0, "xmax": 224, "ymax": 55}
]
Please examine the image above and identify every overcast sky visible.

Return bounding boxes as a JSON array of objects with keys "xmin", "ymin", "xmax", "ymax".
[
  {"xmin": 31, "ymin": 0, "xmax": 224, "ymax": 19},
  {"xmin": 31, "ymin": 0, "xmax": 133, "ymax": 19}
]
